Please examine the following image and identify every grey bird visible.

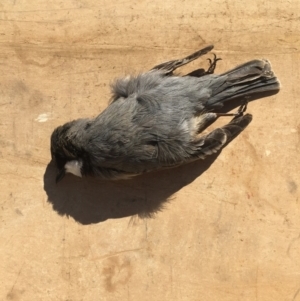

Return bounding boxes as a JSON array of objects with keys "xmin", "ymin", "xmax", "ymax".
[{"xmin": 50, "ymin": 45, "xmax": 280, "ymax": 182}]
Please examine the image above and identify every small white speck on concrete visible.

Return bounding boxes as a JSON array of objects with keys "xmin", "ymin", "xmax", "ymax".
[
  {"xmin": 35, "ymin": 113, "xmax": 52, "ymax": 123},
  {"xmin": 265, "ymin": 150, "xmax": 271, "ymax": 156}
]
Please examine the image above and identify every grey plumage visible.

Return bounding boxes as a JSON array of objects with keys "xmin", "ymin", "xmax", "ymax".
[{"xmin": 50, "ymin": 45, "xmax": 280, "ymax": 182}]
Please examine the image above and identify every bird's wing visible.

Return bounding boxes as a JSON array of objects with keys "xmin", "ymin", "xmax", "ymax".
[
  {"xmin": 151, "ymin": 45, "xmax": 214, "ymax": 75},
  {"xmin": 191, "ymin": 113, "xmax": 253, "ymax": 160}
]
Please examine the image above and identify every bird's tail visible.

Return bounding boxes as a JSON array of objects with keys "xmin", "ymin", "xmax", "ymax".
[{"xmin": 205, "ymin": 59, "xmax": 280, "ymax": 108}]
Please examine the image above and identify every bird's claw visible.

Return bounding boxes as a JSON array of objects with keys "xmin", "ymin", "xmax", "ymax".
[{"xmin": 206, "ymin": 54, "xmax": 222, "ymax": 74}]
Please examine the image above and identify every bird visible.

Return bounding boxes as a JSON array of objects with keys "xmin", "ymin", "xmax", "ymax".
[{"xmin": 50, "ymin": 45, "xmax": 280, "ymax": 183}]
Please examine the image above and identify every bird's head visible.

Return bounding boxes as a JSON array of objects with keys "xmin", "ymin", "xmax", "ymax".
[{"xmin": 50, "ymin": 120, "xmax": 86, "ymax": 183}]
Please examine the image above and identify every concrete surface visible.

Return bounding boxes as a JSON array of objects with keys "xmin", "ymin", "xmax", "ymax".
[{"xmin": 0, "ymin": 1, "xmax": 299, "ymax": 300}]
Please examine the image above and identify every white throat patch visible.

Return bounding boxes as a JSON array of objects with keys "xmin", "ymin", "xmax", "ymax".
[{"xmin": 64, "ymin": 160, "xmax": 83, "ymax": 178}]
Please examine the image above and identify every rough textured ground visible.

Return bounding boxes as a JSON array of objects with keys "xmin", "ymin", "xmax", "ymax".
[{"xmin": 1, "ymin": 1, "xmax": 299, "ymax": 300}]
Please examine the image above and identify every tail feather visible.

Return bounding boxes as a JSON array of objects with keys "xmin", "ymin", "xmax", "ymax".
[
  {"xmin": 206, "ymin": 60, "xmax": 280, "ymax": 107},
  {"xmin": 210, "ymin": 60, "xmax": 280, "ymax": 104},
  {"xmin": 221, "ymin": 59, "xmax": 272, "ymax": 80}
]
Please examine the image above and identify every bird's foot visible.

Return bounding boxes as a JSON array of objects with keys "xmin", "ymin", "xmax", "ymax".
[{"xmin": 206, "ymin": 54, "xmax": 222, "ymax": 74}]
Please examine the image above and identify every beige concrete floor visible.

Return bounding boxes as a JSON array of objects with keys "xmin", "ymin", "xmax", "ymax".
[{"xmin": 0, "ymin": 1, "xmax": 299, "ymax": 300}]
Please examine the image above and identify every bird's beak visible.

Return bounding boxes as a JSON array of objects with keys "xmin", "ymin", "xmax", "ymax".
[{"xmin": 56, "ymin": 168, "xmax": 66, "ymax": 183}]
